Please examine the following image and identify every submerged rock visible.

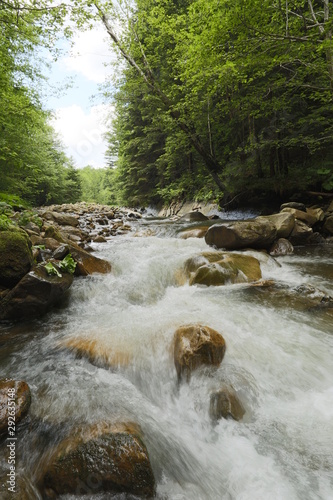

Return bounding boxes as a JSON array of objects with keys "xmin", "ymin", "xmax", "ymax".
[
  {"xmin": 0, "ymin": 228, "xmax": 33, "ymax": 288},
  {"xmin": 184, "ymin": 251, "xmax": 262, "ymax": 286},
  {"xmin": 210, "ymin": 386, "xmax": 245, "ymax": 422},
  {"xmin": 179, "ymin": 211, "xmax": 209, "ymax": 222},
  {"xmin": 178, "ymin": 226, "xmax": 209, "ymax": 239},
  {"xmin": 205, "ymin": 219, "xmax": 276, "ymax": 250},
  {"xmin": 0, "ymin": 380, "xmax": 31, "ymax": 437},
  {"xmin": 62, "ymin": 337, "xmax": 131, "ymax": 369},
  {"xmin": 174, "ymin": 324, "xmax": 226, "ymax": 381},
  {"xmin": 41, "ymin": 422, "xmax": 155, "ymax": 499},
  {"xmin": 0, "ymin": 265, "xmax": 73, "ymax": 320}
]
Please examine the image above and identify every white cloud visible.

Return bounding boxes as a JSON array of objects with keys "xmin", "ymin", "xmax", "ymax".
[
  {"xmin": 61, "ymin": 28, "xmax": 116, "ymax": 83},
  {"xmin": 51, "ymin": 104, "xmax": 115, "ymax": 169}
]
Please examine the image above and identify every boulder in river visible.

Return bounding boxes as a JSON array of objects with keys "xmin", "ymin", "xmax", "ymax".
[
  {"xmin": 61, "ymin": 337, "xmax": 131, "ymax": 369},
  {"xmin": 179, "ymin": 211, "xmax": 209, "ymax": 222},
  {"xmin": 205, "ymin": 219, "xmax": 277, "ymax": 250},
  {"xmin": 210, "ymin": 385, "xmax": 245, "ymax": 422},
  {"xmin": 41, "ymin": 211, "xmax": 79, "ymax": 227},
  {"xmin": 256, "ymin": 212, "xmax": 295, "ymax": 238},
  {"xmin": 0, "ymin": 380, "xmax": 31, "ymax": 437},
  {"xmin": 69, "ymin": 245, "xmax": 111, "ymax": 275},
  {"xmin": 280, "ymin": 207, "xmax": 317, "ymax": 227},
  {"xmin": 289, "ymin": 220, "xmax": 313, "ymax": 244},
  {"xmin": 323, "ymin": 215, "xmax": 333, "ymax": 235},
  {"xmin": 280, "ymin": 202, "xmax": 306, "ymax": 212},
  {"xmin": 269, "ymin": 238, "xmax": 294, "ymax": 256},
  {"xmin": 178, "ymin": 226, "xmax": 209, "ymax": 239},
  {"xmin": 0, "ymin": 228, "xmax": 33, "ymax": 288},
  {"xmin": 41, "ymin": 422, "xmax": 155, "ymax": 499},
  {"xmin": 174, "ymin": 324, "xmax": 226, "ymax": 381},
  {"xmin": 184, "ymin": 251, "xmax": 262, "ymax": 286},
  {"xmin": 0, "ymin": 265, "xmax": 73, "ymax": 321}
]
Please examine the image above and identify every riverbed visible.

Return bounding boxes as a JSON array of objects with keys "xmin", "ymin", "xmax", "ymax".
[{"xmin": 0, "ymin": 213, "xmax": 332, "ymax": 499}]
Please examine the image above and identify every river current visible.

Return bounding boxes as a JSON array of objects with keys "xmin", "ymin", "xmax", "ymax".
[{"xmin": 0, "ymin": 212, "xmax": 333, "ymax": 499}]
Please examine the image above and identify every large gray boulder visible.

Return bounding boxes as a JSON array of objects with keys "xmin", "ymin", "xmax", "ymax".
[{"xmin": 205, "ymin": 219, "xmax": 277, "ymax": 250}]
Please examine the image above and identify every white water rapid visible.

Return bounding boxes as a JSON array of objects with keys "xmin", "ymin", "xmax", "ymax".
[{"xmin": 0, "ymin": 214, "xmax": 332, "ymax": 499}]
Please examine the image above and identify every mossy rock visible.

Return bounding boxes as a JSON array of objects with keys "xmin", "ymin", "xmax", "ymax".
[{"xmin": 0, "ymin": 228, "xmax": 33, "ymax": 287}]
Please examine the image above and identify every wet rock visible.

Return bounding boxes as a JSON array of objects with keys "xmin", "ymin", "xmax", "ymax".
[
  {"xmin": 307, "ymin": 232, "xmax": 326, "ymax": 245},
  {"xmin": 185, "ymin": 252, "xmax": 262, "ymax": 286},
  {"xmin": 289, "ymin": 220, "xmax": 313, "ymax": 244},
  {"xmin": 205, "ymin": 219, "xmax": 276, "ymax": 250},
  {"xmin": 0, "ymin": 380, "xmax": 31, "ymax": 437},
  {"xmin": 41, "ymin": 422, "xmax": 155, "ymax": 499},
  {"xmin": 280, "ymin": 207, "xmax": 317, "ymax": 226},
  {"xmin": 52, "ymin": 244, "xmax": 69, "ymax": 260},
  {"xmin": 178, "ymin": 226, "xmax": 209, "ymax": 239},
  {"xmin": 256, "ymin": 212, "xmax": 295, "ymax": 238},
  {"xmin": 323, "ymin": 215, "xmax": 333, "ymax": 235},
  {"xmin": 210, "ymin": 386, "xmax": 245, "ymax": 421},
  {"xmin": 69, "ymin": 245, "xmax": 111, "ymax": 276},
  {"xmin": 280, "ymin": 202, "xmax": 306, "ymax": 212},
  {"xmin": 0, "ymin": 265, "xmax": 73, "ymax": 321},
  {"xmin": 0, "ymin": 228, "xmax": 33, "ymax": 288},
  {"xmin": 179, "ymin": 211, "xmax": 209, "ymax": 222},
  {"xmin": 307, "ymin": 207, "xmax": 324, "ymax": 223},
  {"xmin": 93, "ymin": 235, "xmax": 107, "ymax": 243},
  {"xmin": 62, "ymin": 337, "xmax": 130, "ymax": 369},
  {"xmin": 269, "ymin": 238, "xmax": 294, "ymax": 256},
  {"xmin": 174, "ymin": 324, "xmax": 226, "ymax": 381}
]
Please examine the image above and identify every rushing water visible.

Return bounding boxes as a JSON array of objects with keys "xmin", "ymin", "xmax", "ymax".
[{"xmin": 1, "ymin": 214, "xmax": 333, "ymax": 499}]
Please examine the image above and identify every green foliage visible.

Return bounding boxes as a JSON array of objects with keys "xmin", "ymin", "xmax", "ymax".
[
  {"xmin": 0, "ymin": 2, "xmax": 83, "ymax": 207},
  {"xmin": 44, "ymin": 262, "xmax": 62, "ymax": 277},
  {"xmin": 18, "ymin": 210, "xmax": 43, "ymax": 229},
  {"xmin": 0, "ymin": 215, "xmax": 12, "ymax": 231},
  {"xmin": 103, "ymin": 0, "xmax": 333, "ymax": 205},
  {"xmin": 58, "ymin": 254, "xmax": 76, "ymax": 274}
]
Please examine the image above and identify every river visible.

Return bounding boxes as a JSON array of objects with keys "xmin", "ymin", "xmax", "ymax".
[{"xmin": 0, "ymin": 212, "xmax": 333, "ymax": 499}]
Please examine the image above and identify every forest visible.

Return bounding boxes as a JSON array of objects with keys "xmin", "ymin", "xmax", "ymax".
[{"xmin": 1, "ymin": 0, "xmax": 332, "ymax": 209}]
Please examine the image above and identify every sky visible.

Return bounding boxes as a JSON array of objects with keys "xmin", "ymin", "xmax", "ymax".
[{"xmin": 44, "ymin": 26, "xmax": 117, "ymax": 169}]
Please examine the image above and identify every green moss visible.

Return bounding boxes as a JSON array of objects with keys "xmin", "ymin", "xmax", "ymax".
[{"xmin": 0, "ymin": 229, "xmax": 33, "ymax": 287}]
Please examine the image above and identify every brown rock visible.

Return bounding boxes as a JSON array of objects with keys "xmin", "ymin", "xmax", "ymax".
[
  {"xmin": 42, "ymin": 211, "xmax": 79, "ymax": 227},
  {"xmin": 178, "ymin": 226, "xmax": 209, "ymax": 239},
  {"xmin": 93, "ymin": 235, "xmax": 107, "ymax": 243},
  {"xmin": 323, "ymin": 215, "xmax": 333, "ymax": 235},
  {"xmin": 269, "ymin": 238, "xmax": 294, "ymax": 256},
  {"xmin": 0, "ymin": 380, "xmax": 31, "ymax": 436},
  {"xmin": 256, "ymin": 212, "xmax": 295, "ymax": 238},
  {"xmin": 280, "ymin": 202, "xmax": 306, "ymax": 212},
  {"xmin": 185, "ymin": 252, "xmax": 262, "ymax": 286},
  {"xmin": 62, "ymin": 337, "xmax": 131, "ymax": 369},
  {"xmin": 289, "ymin": 220, "xmax": 313, "ymax": 244},
  {"xmin": 280, "ymin": 207, "xmax": 317, "ymax": 226},
  {"xmin": 69, "ymin": 245, "xmax": 111, "ymax": 275},
  {"xmin": 210, "ymin": 386, "xmax": 245, "ymax": 421},
  {"xmin": 179, "ymin": 211, "xmax": 209, "ymax": 222},
  {"xmin": 205, "ymin": 219, "xmax": 277, "ymax": 250},
  {"xmin": 41, "ymin": 422, "xmax": 155, "ymax": 498},
  {"xmin": 306, "ymin": 207, "xmax": 324, "ymax": 223},
  {"xmin": 174, "ymin": 324, "xmax": 226, "ymax": 381}
]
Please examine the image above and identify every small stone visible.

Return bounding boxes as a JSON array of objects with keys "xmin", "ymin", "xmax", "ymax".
[{"xmin": 210, "ymin": 386, "xmax": 245, "ymax": 421}]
